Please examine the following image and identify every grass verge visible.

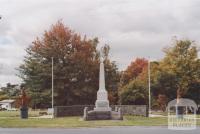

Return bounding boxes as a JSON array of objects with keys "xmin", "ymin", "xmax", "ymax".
[
  {"xmin": 0, "ymin": 111, "xmax": 199, "ymax": 128},
  {"xmin": 0, "ymin": 116, "xmax": 199, "ymax": 128}
]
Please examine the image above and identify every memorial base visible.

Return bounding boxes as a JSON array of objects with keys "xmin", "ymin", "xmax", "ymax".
[{"xmin": 83, "ymin": 107, "xmax": 123, "ymax": 121}]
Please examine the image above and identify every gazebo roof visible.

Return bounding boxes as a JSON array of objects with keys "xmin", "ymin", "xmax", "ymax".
[{"xmin": 167, "ymin": 98, "xmax": 198, "ymax": 110}]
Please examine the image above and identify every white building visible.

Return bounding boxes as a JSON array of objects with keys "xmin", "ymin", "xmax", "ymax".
[{"xmin": 0, "ymin": 99, "xmax": 15, "ymax": 110}]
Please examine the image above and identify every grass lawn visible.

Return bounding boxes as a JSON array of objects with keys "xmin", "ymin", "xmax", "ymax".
[
  {"xmin": 0, "ymin": 110, "xmax": 41, "ymax": 117},
  {"xmin": 0, "ymin": 116, "xmax": 167, "ymax": 128},
  {"xmin": 0, "ymin": 111, "xmax": 199, "ymax": 128},
  {"xmin": 0, "ymin": 116, "xmax": 199, "ymax": 128}
]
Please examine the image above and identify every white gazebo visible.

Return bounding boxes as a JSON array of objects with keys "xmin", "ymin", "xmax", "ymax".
[{"xmin": 167, "ymin": 98, "xmax": 197, "ymax": 130}]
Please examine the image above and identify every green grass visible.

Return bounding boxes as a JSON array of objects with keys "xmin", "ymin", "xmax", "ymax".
[
  {"xmin": 1, "ymin": 116, "xmax": 199, "ymax": 128},
  {"xmin": 0, "ymin": 110, "xmax": 44, "ymax": 117},
  {"xmin": 0, "ymin": 116, "xmax": 169, "ymax": 128},
  {"xmin": 0, "ymin": 111, "xmax": 199, "ymax": 128},
  {"xmin": 151, "ymin": 111, "xmax": 168, "ymax": 116}
]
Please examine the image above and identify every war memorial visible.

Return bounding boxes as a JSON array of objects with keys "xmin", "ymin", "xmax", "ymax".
[{"xmin": 83, "ymin": 58, "xmax": 123, "ymax": 120}]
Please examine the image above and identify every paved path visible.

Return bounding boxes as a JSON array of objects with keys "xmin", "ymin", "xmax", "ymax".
[{"xmin": 0, "ymin": 127, "xmax": 199, "ymax": 134}]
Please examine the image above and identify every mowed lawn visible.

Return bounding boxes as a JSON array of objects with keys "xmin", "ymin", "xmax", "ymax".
[
  {"xmin": 0, "ymin": 110, "xmax": 41, "ymax": 117},
  {"xmin": 0, "ymin": 116, "xmax": 168, "ymax": 128},
  {"xmin": 0, "ymin": 111, "xmax": 199, "ymax": 128}
]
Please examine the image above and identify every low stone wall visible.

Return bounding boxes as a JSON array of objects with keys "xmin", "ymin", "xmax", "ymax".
[
  {"xmin": 54, "ymin": 105, "xmax": 148, "ymax": 117},
  {"xmin": 113, "ymin": 105, "xmax": 148, "ymax": 117},
  {"xmin": 54, "ymin": 105, "xmax": 94, "ymax": 117}
]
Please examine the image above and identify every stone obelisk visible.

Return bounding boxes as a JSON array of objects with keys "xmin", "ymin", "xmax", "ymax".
[
  {"xmin": 94, "ymin": 58, "xmax": 111, "ymax": 111},
  {"xmin": 83, "ymin": 56, "xmax": 123, "ymax": 120}
]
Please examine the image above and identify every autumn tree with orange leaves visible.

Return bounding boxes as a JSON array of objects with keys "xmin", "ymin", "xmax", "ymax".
[
  {"xmin": 18, "ymin": 21, "xmax": 119, "ymax": 108},
  {"xmin": 119, "ymin": 58, "xmax": 148, "ymax": 105},
  {"xmin": 120, "ymin": 58, "xmax": 148, "ymax": 87}
]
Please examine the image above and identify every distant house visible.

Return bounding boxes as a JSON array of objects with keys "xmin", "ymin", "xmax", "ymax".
[{"xmin": 0, "ymin": 99, "xmax": 16, "ymax": 110}]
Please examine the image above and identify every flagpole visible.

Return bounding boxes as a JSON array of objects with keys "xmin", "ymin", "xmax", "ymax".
[
  {"xmin": 52, "ymin": 57, "xmax": 54, "ymax": 118},
  {"xmin": 148, "ymin": 57, "xmax": 151, "ymax": 116}
]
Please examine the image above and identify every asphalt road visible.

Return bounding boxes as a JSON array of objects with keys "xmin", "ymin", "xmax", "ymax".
[{"xmin": 0, "ymin": 127, "xmax": 199, "ymax": 134}]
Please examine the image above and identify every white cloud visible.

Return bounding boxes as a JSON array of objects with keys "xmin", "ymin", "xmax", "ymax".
[{"xmin": 0, "ymin": 0, "xmax": 200, "ymax": 86}]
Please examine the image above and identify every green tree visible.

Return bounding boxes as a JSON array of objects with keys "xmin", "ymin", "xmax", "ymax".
[
  {"xmin": 119, "ymin": 78, "xmax": 148, "ymax": 105},
  {"xmin": 0, "ymin": 83, "xmax": 20, "ymax": 99},
  {"xmin": 103, "ymin": 46, "xmax": 120, "ymax": 104},
  {"xmin": 160, "ymin": 39, "xmax": 200, "ymax": 100}
]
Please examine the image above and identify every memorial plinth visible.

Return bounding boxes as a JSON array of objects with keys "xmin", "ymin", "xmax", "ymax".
[{"xmin": 83, "ymin": 59, "xmax": 122, "ymax": 120}]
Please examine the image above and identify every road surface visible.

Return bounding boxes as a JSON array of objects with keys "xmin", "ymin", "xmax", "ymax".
[{"xmin": 0, "ymin": 127, "xmax": 199, "ymax": 134}]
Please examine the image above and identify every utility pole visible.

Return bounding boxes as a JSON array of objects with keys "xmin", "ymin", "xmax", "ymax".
[
  {"xmin": 148, "ymin": 57, "xmax": 151, "ymax": 116},
  {"xmin": 52, "ymin": 57, "xmax": 54, "ymax": 118}
]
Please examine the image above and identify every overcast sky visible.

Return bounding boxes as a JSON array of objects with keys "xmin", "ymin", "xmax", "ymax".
[{"xmin": 0, "ymin": 0, "xmax": 200, "ymax": 86}]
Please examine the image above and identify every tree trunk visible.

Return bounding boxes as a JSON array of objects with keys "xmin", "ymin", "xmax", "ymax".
[{"xmin": 176, "ymin": 88, "xmax": 184, "ymax": 118}]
